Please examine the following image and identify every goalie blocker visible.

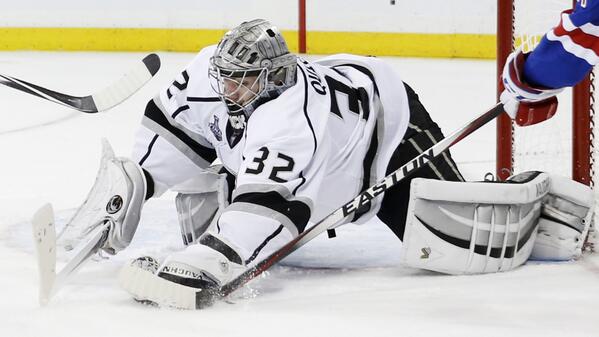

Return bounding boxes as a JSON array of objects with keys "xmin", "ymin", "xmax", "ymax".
[{"xmin": 400, "ymin": 171, "xmax": 594, "ymax": 275}]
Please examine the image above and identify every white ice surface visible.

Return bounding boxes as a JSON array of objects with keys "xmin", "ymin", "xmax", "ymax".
[{"xmin": 0, "ymin": 52, "xmax": 598, "ymax": 337}]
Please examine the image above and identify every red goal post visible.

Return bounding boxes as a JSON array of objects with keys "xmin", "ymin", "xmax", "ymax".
[{"xmin": 496, "ymin": 0, "xmax": 594, "ymax": 186}]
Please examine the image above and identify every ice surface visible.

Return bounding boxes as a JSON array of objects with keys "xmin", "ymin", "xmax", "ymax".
[{"xmin": 0, "ymin": 52, "xmax": 598, "ymax": 337}]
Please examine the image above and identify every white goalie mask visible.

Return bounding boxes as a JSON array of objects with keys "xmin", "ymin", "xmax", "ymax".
[{"xmin": 209, "ymin": 19, "xmax": 297, "ymax": 130}]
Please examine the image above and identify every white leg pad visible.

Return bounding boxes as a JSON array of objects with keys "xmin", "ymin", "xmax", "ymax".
[
  {"xmin": 172, "ymin": 166, "xmax": 229, "ymax": 246},
  {"xmin": 531, "ymin": 174, "xmax": 594, "ymax": 260},
  {"xmin": 400, "ymin": 172, "xmax": 550, "ymax": 275}
]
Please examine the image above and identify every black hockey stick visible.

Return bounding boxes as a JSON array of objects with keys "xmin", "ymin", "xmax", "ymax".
[
  {"xmin": 0, "ymin": 54, "xmax": 160, "ymax": 113},
  {"xmin": 194, "ymin": 102, "xmax": 505, "ymax": 308}
]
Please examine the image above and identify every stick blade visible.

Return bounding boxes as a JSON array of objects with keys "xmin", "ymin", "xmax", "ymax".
[
  {"xmin": 91, "ymin": 53, "xmax": 161, "ymax": 112},
  {"xmin": 32, "ymin": 203, "xmax": 57, "ymax": 306},
  {"xmin": 142, "ymin": 53, "xmax": 161, "ymax": 76}
]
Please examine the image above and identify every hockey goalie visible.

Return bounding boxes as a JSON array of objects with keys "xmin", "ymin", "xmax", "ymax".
[{"xmin": 46, "ymin": 17, "xmax": 596, "ymax": 310}]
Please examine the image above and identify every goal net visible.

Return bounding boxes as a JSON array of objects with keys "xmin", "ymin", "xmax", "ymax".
[
  {"xmin": 496, "ymin": 0, "xmax": 597, "ymax": 250},
  {"xmin": 497, "ymin": 0, "xmax": 596, "ymax": 182}
]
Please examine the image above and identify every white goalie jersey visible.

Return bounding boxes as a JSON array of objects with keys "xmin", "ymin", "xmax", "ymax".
[{"xmin": 132, "ymin": 45, "xmax": 410, "ymax": 264}]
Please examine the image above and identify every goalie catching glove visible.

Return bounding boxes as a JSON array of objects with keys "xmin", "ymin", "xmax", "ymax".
[{"xmin": 57, "ymin": 139, "xmax": 146, "ymax": 255}]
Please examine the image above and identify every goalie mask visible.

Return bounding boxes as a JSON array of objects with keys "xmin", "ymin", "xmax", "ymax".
[{"xmin": 209, "ymin": 19, "xmax": 297, "ymax": 130}]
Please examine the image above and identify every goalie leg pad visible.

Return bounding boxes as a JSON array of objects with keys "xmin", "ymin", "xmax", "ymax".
[
  {"xmin": 530, "ymin": 174, "xmax": 594, "ymax": 261},
  {"xmin": 400, "ymin": 171, "xmax": 550, "ymax": 275},
  {"xmin": 172, "ymin": 165, "xmax": 230, "ymax": 246}
]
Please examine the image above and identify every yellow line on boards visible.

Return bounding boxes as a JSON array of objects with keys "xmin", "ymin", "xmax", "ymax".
[
  {"xmin": 0, "ymin": 28, "xmax": 226, "ymax": 52},
  {"xmin": 306, "ymin": 31, "xmax": 495, "ymax": 59},
  {"xmin": 0, "ymin": 28, "xmax": 495, "ymax": 59}
]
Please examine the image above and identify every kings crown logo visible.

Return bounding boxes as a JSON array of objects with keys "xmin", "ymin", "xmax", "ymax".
[{"xmin": 209, "ymin": 115, "xmax": 222, "ymax": 141}]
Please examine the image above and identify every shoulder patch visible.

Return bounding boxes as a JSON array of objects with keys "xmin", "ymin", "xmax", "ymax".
[{"xmin": 209, "ymin": 115, "xmax": 223, "ymax": 141}]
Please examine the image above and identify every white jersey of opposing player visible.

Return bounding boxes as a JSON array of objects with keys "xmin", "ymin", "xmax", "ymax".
[{"xmin": 133, "ymin": 45, "xmax": 410, "ymax": 264}]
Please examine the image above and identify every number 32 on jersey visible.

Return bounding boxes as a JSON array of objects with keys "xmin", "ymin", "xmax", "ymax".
[{"xmin": 245, "ymin": 147, "xmax": 295, "ymax": 183}]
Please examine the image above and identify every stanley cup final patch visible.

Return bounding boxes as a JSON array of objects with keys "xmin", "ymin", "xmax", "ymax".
[{"xmin": 209, "ymin": 115, "xmax": 223, "ymax": 141}]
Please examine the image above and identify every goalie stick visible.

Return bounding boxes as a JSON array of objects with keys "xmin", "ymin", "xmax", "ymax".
[
  {"xmin": 0, "ymin": 53, "xmax": 160, "ymax": 113},
  {"xmin": 32, "ymin": 204, "xmax": 110, "ymax": 305}
]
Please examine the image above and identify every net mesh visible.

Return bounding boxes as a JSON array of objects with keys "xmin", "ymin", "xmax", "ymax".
[
  {"xmin": 510, "ymin": 0, "xmax": 597, "ymax": 252},
  {"xmin": 512, "ymin": 0, "xmax": 576, "ymax": 177}
]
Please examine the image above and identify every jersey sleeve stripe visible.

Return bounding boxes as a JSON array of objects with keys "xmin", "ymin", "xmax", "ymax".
[
  {"xmin": 150, "ymin": 97, "xmax": 214, "ymax": 149},
  {"xmin": 553, "ymin": 25, "xmax": 599, "ymax": 51},
  {"xmin": 554, "ymin": 13, "xmax": 599, "ymax": 55},
  {"xmin": 579, "ymin": 21, "xmax": 599, "ymax": 37},
  {"xmin": 546, "ymin": 30, "xmax": 599, "ymax": 65},
  {"xmin": 233, "ymin": 183, "xmax": 314, "ymax": 209},
  {"xmin": 142, "ymin": 117, "xmax": 214, "ymax": 168},
  {"xmin": 171, "ymin": 104, "xmax": 190, "ymax": 119},
  {"xmin": 142, "ymin": 98, "xmax": 217, "ymax": 167},
  {"xmin": 187, "ymin": 96, "xmax": 221, "ymax": 102},
  {"xmin": 560, "ymin": 10, "xmax": 599, "ymax": 37},
  {"xmin": 229, "ymin": 190, "xmax": 312, "ymax": 235},
  {"xmin": 561, "ymin": 12, "xmax": 578, "ymax": 32},
  {"xmin": 544, "ymin": 11, "xmax": 599, "ymax": 67}
]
